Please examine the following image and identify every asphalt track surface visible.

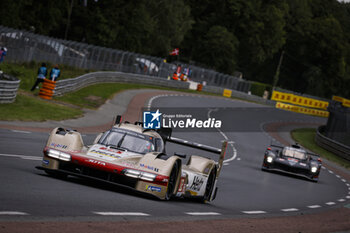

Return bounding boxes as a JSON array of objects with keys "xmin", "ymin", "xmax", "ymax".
[{"xmin": 0, "ymin": 92, "xmax": 350, "ymax": 232}]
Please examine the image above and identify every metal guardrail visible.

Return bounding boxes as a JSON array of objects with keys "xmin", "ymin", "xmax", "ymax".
[
  {"xmin": 0, "ymin": 25, "xmax": 250, "ymax": 93},
  {"xmin": 315, "ymin": 125, "xmax": 350, "ymax": 161},
  {"xmin": 53, "ymin": 71, "xmax": 276, "ymax": 106},
  {"xmin": 0, "ymin": 73, "xmax": 20, "ymax": 103},
  {"xmin": 54, "ymin": 72, "xmax": 189, "ymax": 96},
  {"xmin": 202, "ymin": 85, "xmax": 275, "ymax": 106}
]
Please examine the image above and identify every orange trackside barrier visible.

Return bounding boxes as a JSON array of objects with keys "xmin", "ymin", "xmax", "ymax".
[
  {"xmin": 39, "ymin": 79, "xmax": 56, "ymax": 100},
  {"xmin": 197, "ymin": 84, "xmax": 203, "ymax": 91},
  {"xmin": 172, "ymin": 73, "xmax": 179, "ymax": 81}
]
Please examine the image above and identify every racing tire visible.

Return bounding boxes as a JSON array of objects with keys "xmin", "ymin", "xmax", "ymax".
[
  {"xmin": 201, "ymin": 166, "xmax": 217, "ymax": 202},
  {"xmin": 164, "ymin": 160, "xmax": 180, "ymax": 201}
]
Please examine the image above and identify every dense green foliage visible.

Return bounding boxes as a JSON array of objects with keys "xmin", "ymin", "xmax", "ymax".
[
  {"xmin": 250, "ymin": 82, "xmax": 272, "ymax": 97},
  {"xmin": 1, "ymin": 0, "xmax": 349, "ymax": 98}
]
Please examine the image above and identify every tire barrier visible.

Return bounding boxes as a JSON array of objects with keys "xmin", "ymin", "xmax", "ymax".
[
  {"xmin": 0, "ymin": 73, "xmax": 20, "ymax": 103},
  {"xmin": 315, "ymin": 126, "xmax": 350, "ymax": 161},
  {"xmin": 39, "ymin": 79, "xmax": 56, "ymax": 100}
]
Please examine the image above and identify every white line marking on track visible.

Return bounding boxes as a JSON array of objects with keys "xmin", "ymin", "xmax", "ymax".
[
  {"xmin": 207, "ymin": 109, "xmax": 237, "ymax": 164},
  {"xmin": 0, "ymin": 211, "xmax": 29, "ymax": 215},
  {"xmin": 346, "ymin": 196, "xmax": 350, "ymax": 199},
  {"xmin": 346, "ymin": 183, "xmax": 350, "ymax": 186},
  {"xmin": 0, "ymin": 153, "xmax": 41, "ymax": 161},
  {"xmin": 336, "ymin": 175, "xmax": 341, "ymax": 178},
  {"xmin": 307, "ymin": 205, "xmax": 321, "ymax": 209},
  {"xmin": 321, "ymin": 166, "xmax": 326, "ymax": 170},
  {"xmin": 242, "ymin": 211, "xmax": 267, "ymax": 214},
  {"xmin": 325, "ymin": 202, "xmax": 336, "ymax": 205},
  {"xmin": 281, "ymin": 208, "xmax": 299, "ymax": 212},
  {"xmin": 341, "ymin": 179, "xmax": 347, "ymax": 182},
  {"xmin": 93, "ymin": 212, "xmax": 150, "ymax": 216},
  {"xmin": 185, "ymin": 212, "xmax": 221, "ymax": 216},
  {"xmin": 338, "ymin": 199, "xmax": 346, "ymax": 202},
  {"xmin": 329, "ymin": 170, "xmax": 334, "ymax": 174},
  {"xmin": 11, "ymin": 130, "xmax": 31, "ymax": 134}
]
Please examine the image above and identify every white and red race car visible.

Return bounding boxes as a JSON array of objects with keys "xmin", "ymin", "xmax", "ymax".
[{"xmin": 36, "ymin": 116, "xmax": 228, "ymax": 202}]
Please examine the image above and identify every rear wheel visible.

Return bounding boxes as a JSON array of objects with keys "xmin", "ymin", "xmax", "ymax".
[
  {"xmin": 165, "ymin": 160, "xmax": 180, "ymax": 200},
  {"xmin": 202, "ymin": 166, "xmax": 217, "ymax": 202}
]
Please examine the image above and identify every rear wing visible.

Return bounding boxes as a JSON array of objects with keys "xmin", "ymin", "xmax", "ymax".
[
  {"xmin": 168, "ymin": 136, "xmax": 228, "ymax": 176},
  {"xmin": 168, "ymin": 136, "xmax": 221, "ymax": 154}
]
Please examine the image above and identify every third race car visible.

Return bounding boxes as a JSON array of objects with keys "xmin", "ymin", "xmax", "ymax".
[{"xmin": 261, "ymin": 143, "xmax": 322, "ymax": 182}]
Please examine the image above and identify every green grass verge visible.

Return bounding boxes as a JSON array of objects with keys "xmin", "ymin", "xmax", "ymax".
[
  {"xmin": 0, "ymin": 62, "xmax": 229, "ymax": 121},
  {"xmin": 54, "ymin": 82, "xmax": 214, "ymax": 109},
  {"xmin": 291, "ymin": 128, "xmax": 350, "ymax": 169},
  {"xmin": 0, "ymin": 94, "xmax": 83, "ymax": 121}
]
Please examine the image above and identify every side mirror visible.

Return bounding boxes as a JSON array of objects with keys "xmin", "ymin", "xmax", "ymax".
[{"xmin": 115, "ymin": 115, "xmax": 122, "ymax": 125}]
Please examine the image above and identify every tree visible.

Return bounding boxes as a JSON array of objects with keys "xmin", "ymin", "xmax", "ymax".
[{"xmin": 193, "ymin": 25, "xmax": 238, "ymax": 74}]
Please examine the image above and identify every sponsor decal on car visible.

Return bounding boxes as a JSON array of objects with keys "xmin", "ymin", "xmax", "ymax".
[
  {"xmin": 140, "ymin": 163, "xmax": 159, "ymax": 172},
  {"xmin": 50, "ymin": 143, "xmax": 68, "ymax": 149},
  {"xmin": 42, "ymin": 159, "xmax": 49, "ymax": 165},
  {"xmin": 86, "ymin": 159, "xmax": 106, "ymax": 166},
  {"xmin": 99, "ymin": 147, "xmax": 122, "ymax": 154},
  {"xmin": 145, "ymin": 185, "xmax": 162, "ymax": 192},
  {"xmin": 287, "ymin": 158, "xmax": 298, "ymax": 166},
  {"xmin": 89, "ymin": 149, "xmax": 121, "ymax": 159},
  {"xmin": 190, "ymin": 176, "xmax": 204, "ymax": 191}
]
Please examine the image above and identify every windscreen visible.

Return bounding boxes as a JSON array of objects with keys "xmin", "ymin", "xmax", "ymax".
[
  {"xmin": 99, "ymin": 128, "xmax": 162, "ymax": 154},
  {"xmin": 282, "ymin": 148, "xmax": 307, "ymax": 160}
]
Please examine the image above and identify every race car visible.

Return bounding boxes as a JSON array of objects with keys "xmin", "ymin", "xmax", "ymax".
[
  {"xmin": 36, "ymin": 116, "xmax": 228, "ymax": 202},
  {"xmin": 261, "ymin": 144, "xmax": 322, "ymax": 182}
]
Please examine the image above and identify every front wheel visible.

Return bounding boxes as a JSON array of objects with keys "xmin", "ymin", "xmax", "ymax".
[
  {"xmin": 201, "ymin": 166, "xmax": 217, "ymax": 202},
  {"xmin": 164, "ymin": 160, "xmax": 180, "ymax": 201}
]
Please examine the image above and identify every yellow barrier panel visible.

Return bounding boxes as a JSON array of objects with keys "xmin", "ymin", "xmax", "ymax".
[
  {"xmin": 271, "ymin": 91, "xmax": 329, "ymax": 110},
  {"xmin": 275, "ymin": 102, "xmax": 329, "ymax": 118},
  {"xmin": 343, "ymin": 99, "xmax": 350, "ymax": 108},
  {"xmin": 332, "ymin": 96, "xmax": 344, "ymax": 102},
  {"xmin": 332, "ymin": 95, "xmax": 350, "ymax": 108},
  {"xmin": 223, "ymin": 89, "xmax": 232, "ymax": 98}
]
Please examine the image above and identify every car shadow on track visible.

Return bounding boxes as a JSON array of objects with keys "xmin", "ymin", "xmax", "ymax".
[{"xmin": 35, "ymin": 171, "xmax": 161, "ymax": 201}]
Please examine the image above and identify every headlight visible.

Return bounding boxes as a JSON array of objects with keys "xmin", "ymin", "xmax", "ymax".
[
  {"xmin": 267, "ymin": 156, "xmax": 273, "ymax": 163},
  {"xmin": 311, "ymin": 166, "xmax": 318, "ymax": 173},
  {"xmin": 47, "ymin": 149, "xmax": 71, "ymax": 161},
  {"xmin": 123, "ymin": 169, "xmax": 157, "ymax": 182}
]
